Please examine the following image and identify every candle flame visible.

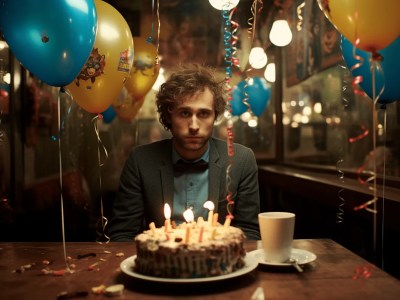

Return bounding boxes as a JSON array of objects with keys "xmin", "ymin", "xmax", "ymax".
[
  {"xmin": 183, "ymin": 208, "xmax": 194, "ymax": 223},
  {"xmin": 164, "ymin": 203, "xmax": 171, "ymax": 219},
  {"xmin": 203, "ymin": 200, "xmax": 214, "ymax": 211}
]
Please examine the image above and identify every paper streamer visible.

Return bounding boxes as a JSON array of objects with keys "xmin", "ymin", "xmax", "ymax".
[
  {"xmin": 242, "ymin": 0, "xmax": 265, "ymax": 116},
  {"xmin": 296, "ymin": 1, "xmax": 305, "ymax": 31},
  {"xmin": 230, "ymin": 7, "xmax": 240, "ymax": 68},
  {"xmin": 350, "ymin": 38, "xmax": 367, "ymax": 96},
  {"xmin": 222, "ymin": 8, "xmax": 235, "ymax": 220},
  {"xmin": 352, "ymin": 264, "xmax": 375, "ymax": 279},
  {"xmin": 336, "ymin": 159, "xmax": 345, "ymax": 223},
  {"xmin": 335, "ymin": 68, "xmax": 351, "ymax": 224}
]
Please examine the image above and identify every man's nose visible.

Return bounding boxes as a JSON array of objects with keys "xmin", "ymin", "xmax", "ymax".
[{"xmin": 189, "ymin": 116, "xmax": 200, "ymax": 130}]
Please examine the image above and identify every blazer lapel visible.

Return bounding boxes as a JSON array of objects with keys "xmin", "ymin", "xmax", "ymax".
[
  {"xmin": 160, "ymin": 141, "xmax": 175, "ymax": 210},
  {"xmin": 208, "ymin": 139, "xmax": 223, "ymax": 212}
]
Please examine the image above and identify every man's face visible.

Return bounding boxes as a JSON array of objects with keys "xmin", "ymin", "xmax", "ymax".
[{"xmin": 170, "ymin": 87, "xmax": 216, "ymax": 160}]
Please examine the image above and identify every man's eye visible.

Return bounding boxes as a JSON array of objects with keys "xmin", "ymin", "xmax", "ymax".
[
  {"xmin": 198, "ymin": 111, "xmax": 211, "ymax": 118},
  {"xmin": 180, "ymin": 111, "xmax": 191, "ymax": 117}
]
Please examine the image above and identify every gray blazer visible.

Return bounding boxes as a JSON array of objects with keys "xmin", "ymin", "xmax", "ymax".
[{"xmin": 108, "ymin": 137, "xmax": 260, "ymax": 241}]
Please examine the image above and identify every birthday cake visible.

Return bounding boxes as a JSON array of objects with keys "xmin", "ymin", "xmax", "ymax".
[{"xmin": 134, "ymin": 220, "xmax": 246, "ymax": 278}]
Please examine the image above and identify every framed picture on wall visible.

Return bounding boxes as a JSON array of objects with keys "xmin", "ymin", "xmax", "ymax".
[
  {"xmin": 285, "ymin": 0, "xmax": 342, "ymax": 87},
  {"xmin": 157, "ymin": 0, "xmax": 222, "ymax": 69}
]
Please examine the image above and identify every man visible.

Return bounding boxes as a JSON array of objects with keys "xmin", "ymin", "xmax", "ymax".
[{"xmin": 108, "ymin": 64, "xmax": 260, "ymax": 241}]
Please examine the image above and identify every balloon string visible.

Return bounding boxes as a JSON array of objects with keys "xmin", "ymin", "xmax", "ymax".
[
  {"xmin": 354, "ymin": 58, "xmax": 380, "ymax": 218},
  {"xmin": 51, "ymin": 90, "xmax": 73, "ymax": 142},
  {"xmin": 91, "ymin": 114, "xmax": 109, "ymax": 166},
  {"xmin": 380, "ymin": 106, "xmax": 387, "ymax": 270},
  {"xmin": 91, "ymin": 115, "xmax": 110, "ymax": 243},
  {"xmin": 0, "ymin": 109, "xmax": 4, "ymax": 144},
  {"xmin": 370, "ymin": 54, "xmax": 385, "ymax": 102},
  {"xmin": 146, "ymin": 0, "xmax": 160, "ymax": 65},
  {"xmin": 146, "ymin": 0, "xmax": 155, "ymax": 43},
  {"xmin": 296, "ymin": 1, "xmax": 305, "ymax": 31},
  {"xmin": 155, "ymin": 0, "xmax": 160, "ymax": 60},
  {"xmin": 58, "ymin": 88, "xmax": 71, "ymax": 273}
]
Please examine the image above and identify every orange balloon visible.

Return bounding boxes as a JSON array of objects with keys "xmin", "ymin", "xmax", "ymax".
[
  {"xmin": 66, "ymin": 0, "xmax": 134, "ymax": 114},
  {"xmin": 317, "ymin": 0, "xmax": 400, "ymax": 52},
  {"xmin": 125, "ymin": 37, "xmax": 159, "ymax": 98},
  {"xmin": 113, "ymin": 88, "xmax": 145, "ymax": 122}
]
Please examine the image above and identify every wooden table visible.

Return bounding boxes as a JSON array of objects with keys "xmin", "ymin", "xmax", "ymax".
[{"xmin": 0, "ymin": 239, "xmax": 399, "ymax": 299}]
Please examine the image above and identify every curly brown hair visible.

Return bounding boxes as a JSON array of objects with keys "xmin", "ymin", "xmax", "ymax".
[{"xmin": 156, "ymin": 64, "xmax": 226, "ymax": 131}]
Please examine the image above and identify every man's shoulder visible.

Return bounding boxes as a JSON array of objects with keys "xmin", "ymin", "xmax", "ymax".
[
  {"xmin": 211, "ymin": 137, "xmax": 253, "ymax": 153},
  {"xmin": 131, "ymin": 139, "xmax": 172, "ymax": 158},
  {"xmin": 135, "ymin": 139, "xmax": 171, "ymax": 150}
]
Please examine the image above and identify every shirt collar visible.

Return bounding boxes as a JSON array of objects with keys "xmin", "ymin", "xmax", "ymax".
[{"xmin": 172, "ymin": 142, "xmax": 210, "ymax": 164}]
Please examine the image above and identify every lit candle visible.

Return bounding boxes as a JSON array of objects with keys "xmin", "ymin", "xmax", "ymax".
[
  {"xmin": 183, "ymin": 208, "xmax": 194, "ymax": 244},
  {"xmin": 198, "ymin": 226, "xmax": 204, "ymax": 242},
  {"xmin": 212, "ymin": 213, "xmax": 219, "ymax": 226},
  {"xmin": 164, "ymin": 203, "xmax": 171, "ymax": 232},
  {"xmin": 203, "ymin": 201, "xmax": 214, "ymax": 226},
  {"xmin": 183, "ymin": 208, "xmax": 194, "ymax": 224}
]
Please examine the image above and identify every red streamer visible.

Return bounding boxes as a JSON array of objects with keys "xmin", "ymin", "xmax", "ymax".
[{"xmin": 348, "ymin": 125, "xmax": 369, "ymax": 143}]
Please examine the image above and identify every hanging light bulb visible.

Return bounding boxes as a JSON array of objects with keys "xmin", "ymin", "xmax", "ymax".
[
  {"xmin": 240, "ymin": 111, "xmax": 252, "ymax": 123},
  {"xmin": 248, "ymin": 116, "xmax": 258, "ymax": 127},
  {"xmin": 248, "ymin": 47, "xmax": 268, "ymax": 69},
  {"xmin": 264, "ymin": 62, "xmax": 276, "ymax": 82},
  {"xmin": 269, "ymin": 9, "xmax": 292, "ymax": 47},
  {"xmin": 209, "ymin": 0, "xmax": 240, "ymax": 10}
]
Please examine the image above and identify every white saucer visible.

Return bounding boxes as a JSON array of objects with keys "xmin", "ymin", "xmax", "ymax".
[
  {"xmin": 120, "ymin": 253, "xmax": 258, "ymax": 283},
  {"xmin": 249, "ymin": 248, "xmax": 317, "ymax": 266}
]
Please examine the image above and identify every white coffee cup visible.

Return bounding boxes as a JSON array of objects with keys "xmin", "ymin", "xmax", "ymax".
[{"xmin": 258, "ymin": 212, "xmax": 295, "ymax": 263}]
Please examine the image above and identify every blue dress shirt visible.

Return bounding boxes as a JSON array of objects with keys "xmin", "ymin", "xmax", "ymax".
[{"xmin": 172, "ymin": 143, "xmax": 210, "ymax": 223}]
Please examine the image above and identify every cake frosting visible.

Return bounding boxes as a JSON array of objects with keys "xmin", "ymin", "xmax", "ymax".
[{"xmin": 134, "ymin": 221, "xmax": 246, "ymax": 278}]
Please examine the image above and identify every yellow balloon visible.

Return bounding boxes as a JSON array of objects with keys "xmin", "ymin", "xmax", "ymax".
[
  {"xmin": 317, "ymin": 0, "xmax": 400, "ymax": 52},
  {"xmin": 66, "ymin": 0, "xmax": 134, "ymax": 114},
  {"xmin": 113, "ymin": 88, "xmax": 145, "ymax": 122},
  {"xmin": 125, "ymin": 37, "xmax": 159, "ymax": 98}
]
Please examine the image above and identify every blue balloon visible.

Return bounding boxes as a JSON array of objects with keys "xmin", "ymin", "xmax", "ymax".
[
  {"xmin": 231, "ymin": 77, "xmax": 271, "ymax": 116},
  {"xmin": 341, "ymin": 36, "xmax": 400, "ymax": 104},
  {"xmin": 101, "ymin": 105, "xmax": 117, "ymax": 124},
  {"xmin": 0, "ymin": 0, "xmax": 97, "ymax": 87}
]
